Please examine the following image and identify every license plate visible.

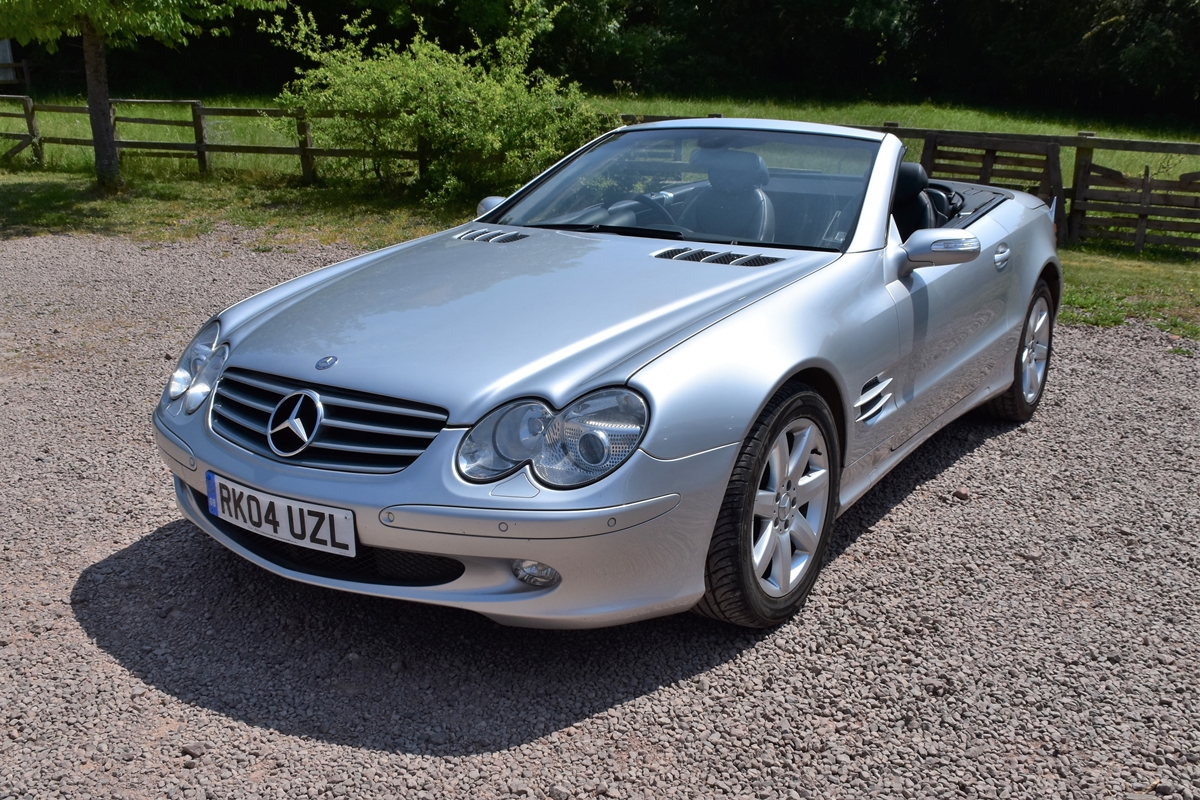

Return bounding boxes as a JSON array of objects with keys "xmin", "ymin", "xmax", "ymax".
[{"xmin": 205, "ymin": 472, "xmax": 356, "ymax": 557}]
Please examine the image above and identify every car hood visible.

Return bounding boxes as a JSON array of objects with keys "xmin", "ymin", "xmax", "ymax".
[{"xmin": 224, "ymin": 228, "xmax": 840, "ymax": 424}]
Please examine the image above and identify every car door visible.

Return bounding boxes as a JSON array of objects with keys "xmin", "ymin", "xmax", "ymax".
[{"xmin": 885, "ymin": 214, "xmax": 1015, "ymax": 444}]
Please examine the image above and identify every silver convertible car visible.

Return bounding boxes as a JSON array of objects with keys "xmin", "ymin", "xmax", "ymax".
[{"xmin": 154, "ymin": 118, "xmax": 1060, "ymax": 629}]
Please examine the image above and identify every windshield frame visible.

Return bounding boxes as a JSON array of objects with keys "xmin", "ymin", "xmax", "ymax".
[{"xmin": 478, "ymin": 125, "xmax": 882, "ymax": 253}]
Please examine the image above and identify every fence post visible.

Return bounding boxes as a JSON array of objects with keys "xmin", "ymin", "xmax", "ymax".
[
  {"xmin": 919, "ymin": 133, "xmax": 937, "ymax": 176},
  {"xmin": 1134, "ymin": 166, "xmax": 1151, "ymax": 252},
  {"xmin": 191, "ymin": 101, "xmax": 209, "ymax": 175},
  {"xmin": 21, "ymin": 96, "xmax": 42, "ymax": 165},
  {"xmin": 417, "ymin": 131, "xmax": 430, "ymax": 180},
  {"xmin": 295, "ymin": 109, "xmax": 316, "ymax": 184},
  {"xmin": 1067, "ymin": 132, "xmax": 1094, "ymax": 245},
  {"xmin": 1045, "ymin": 143, "xmax": 1067, "ymax": 246}
]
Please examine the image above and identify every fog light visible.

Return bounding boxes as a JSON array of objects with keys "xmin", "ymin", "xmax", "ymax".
[{"xmin": 512, "ymin": 559, "xmax": 561, "ymax": 587}]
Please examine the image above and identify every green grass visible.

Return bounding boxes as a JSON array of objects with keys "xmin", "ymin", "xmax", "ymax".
[
  {"xmin": 2, "ymin": 94, "xmax": 1198, "ymax": 339},
  {"xmin": 0, "ymin": 170, "xmax": 469, "ymax": 251},
  {"xmin": 1060, "ymin": 248, "xmax": 1200, "ymax": 338}
]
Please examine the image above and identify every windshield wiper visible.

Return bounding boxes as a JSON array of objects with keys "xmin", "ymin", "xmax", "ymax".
[{"xmin": 526, "ymin": 223, "xmax": 685, "ymax": 240}]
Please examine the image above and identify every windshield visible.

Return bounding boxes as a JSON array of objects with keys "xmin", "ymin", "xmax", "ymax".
[{"xmin": 492, "ymin": 128, "xmax": 880, "ymax": 251}]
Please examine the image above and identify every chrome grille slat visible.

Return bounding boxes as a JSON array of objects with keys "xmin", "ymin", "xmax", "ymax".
[
  {"xmin": 221, "ymin": 371, "xmax": 299, "ymax": 396},
  {"xmin": 318, "ymin": 394, "xmax": 447, "ymax": 420},
  {"xmin": 319, "ymin": 417, "xmax": 440, "ymax": 438},
  {"xmin": 261, "ymin": 456, "xmax": 400, "ymax": 475},
  {"xmin": 309, "ymin": 441, "xmax": 428, "ymax": 457},
  {"xmin": 212, "ymin": 402, "xmax": 268, "ymax": 433},
  {"xmin": 211, "ymin": 367, "xmax": 448, "ymax": 474},
  {"xmin": 214, "ymin": 382, "xmax": 276, "ymax": 413}
]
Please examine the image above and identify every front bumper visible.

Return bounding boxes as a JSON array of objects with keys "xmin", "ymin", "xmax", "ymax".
[{"xmin": 155, "ymin": 407, "xmax": 737, "ymax": 628}]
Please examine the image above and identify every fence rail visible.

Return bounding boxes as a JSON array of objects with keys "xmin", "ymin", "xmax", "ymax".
[
  {"xmin": 3, "ymin": 98, "xmax": 1199, "ymax": 253},
  {"xmin": 0, "ymin": 96, "xmax": 425, "ymax": 183}
]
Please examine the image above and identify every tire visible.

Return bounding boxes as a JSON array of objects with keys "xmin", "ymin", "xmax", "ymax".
[
  {"xmin": 694, "ymin": 383, "xmax": 841, "ymax": 628},
  {"xmin": 989, "ymin": 279, "xmax": 1054, "ymax": 422}
]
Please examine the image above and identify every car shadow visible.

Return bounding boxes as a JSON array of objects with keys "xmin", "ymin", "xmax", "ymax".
[{"xmin": 70, "ymin": 410, "xmax": 1014, "ymax": 756}]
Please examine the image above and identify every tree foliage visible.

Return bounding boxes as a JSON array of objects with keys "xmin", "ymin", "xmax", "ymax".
[
  {"xmin": 0, "ymin": 0, "xmax": 284, "ymax": 51},
  {"xmin": 6, "ymin": 0, "xmax": 1198, "ymax": 133},
  {"xmin": 265, "ymin": 5, "xmax": 606, "ymax": 202}
]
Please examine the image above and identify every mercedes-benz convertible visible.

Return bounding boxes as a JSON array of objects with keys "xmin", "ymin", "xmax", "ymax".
[{"xmin": 154, "ymin": 118, "xmax": 1060, "ymax": 628}]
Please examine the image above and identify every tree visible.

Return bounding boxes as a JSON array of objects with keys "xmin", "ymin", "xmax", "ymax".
[{"xmin": 0, "ymin": 0, "xmax": 284, "ymax": 191}]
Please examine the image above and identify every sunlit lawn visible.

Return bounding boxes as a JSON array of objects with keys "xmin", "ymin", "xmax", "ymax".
[
  {"xmin": 1, "ymin": 93, "xmax": 1197, "ymax": 342},
  {"xmin": 0, "ymin": 170, "xmax": 469, "ymax": 251}
]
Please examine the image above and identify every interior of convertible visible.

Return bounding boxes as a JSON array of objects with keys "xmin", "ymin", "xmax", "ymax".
[
  {"xmin": 493, "ymin": 128, "xmax": 1002, "ymax": 252},
  {"xmin": 495, "ymin": 129, "xmax": 880, "ymax": 250}
]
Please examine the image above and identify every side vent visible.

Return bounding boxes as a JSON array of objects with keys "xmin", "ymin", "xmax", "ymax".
[
  {"xmin": 456, "ymin": 229, "xmax": 530, "ymax": 244},
  {"xmin": 652, "ymin": 247, "xmax": 785, "ymax": 267},
  {"xmin": 854, "ymin": 376, "xmax": 893, "ymax": 423}
]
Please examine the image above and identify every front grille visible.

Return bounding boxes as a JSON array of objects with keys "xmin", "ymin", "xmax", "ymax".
[
  {"xmin": 211, "ymin": 368, "xmax": 448, "ymax": 474},
  {"xmin": 193, "ymin": 488, "xmax": 465, "ymax": 586}
]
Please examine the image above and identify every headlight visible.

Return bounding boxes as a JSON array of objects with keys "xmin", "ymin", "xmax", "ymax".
[
  {"xmin": 168, "ymin": 321, "xmax": 220, "ymax": 401},
  {"xmin": 457, "ymin": 388, "xmax": 648, "ymax": 488},
  {"xmin": 183, "ymin": 344, "xmax": 229, "ymax": 414}
]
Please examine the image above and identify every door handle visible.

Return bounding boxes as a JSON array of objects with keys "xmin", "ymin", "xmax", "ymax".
[{"xmin": 994, "ymin": 243, "xmax": 1011, "ymax": 270}]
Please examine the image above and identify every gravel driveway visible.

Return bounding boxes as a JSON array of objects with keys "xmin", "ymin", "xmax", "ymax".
[{"xmin": 2, "ymin": 230, "xmax": 1198, "ymax": 800}]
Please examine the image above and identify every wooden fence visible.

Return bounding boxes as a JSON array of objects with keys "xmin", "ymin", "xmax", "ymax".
[
  {"xmin": 1071, "ymin": 163, "xmax": 1200, "ymax": 250},
  {"xmin": 3, "ymin": 97, "xmax": 1199, "ymax": 253},
  {"xmin": 867, "ymin": 123, "xmax": 1200, "ymax": 252},
  {"xmin": 0, "ymin": 96, "xmax": 424, "ymax": 183}
]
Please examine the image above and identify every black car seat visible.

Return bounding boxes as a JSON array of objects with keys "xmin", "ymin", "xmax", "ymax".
[
  {"xmin": 925, "ymin": 186, "xmax": 951, "ymax": 227},
  {"xmin": 680, "ymin": 149, "xmax": 776, "ymax": 242},
  {"xmin": 892, "ymin": 162, "xmax": 936, "ymax": 241}
]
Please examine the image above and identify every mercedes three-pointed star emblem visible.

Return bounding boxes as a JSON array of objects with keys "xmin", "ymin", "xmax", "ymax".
[{"xmin": 267, "ymin": 390, "xmax": 324, "ymax": 457}]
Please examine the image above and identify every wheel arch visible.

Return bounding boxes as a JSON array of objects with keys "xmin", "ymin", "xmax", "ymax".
[
  {"xmin": 1039, "ymin": 259, "xmax": 1063, "ymax": 314},
  {"xmin": 785, "ymin": 366, "xmax": 847, "ymax": 468}
]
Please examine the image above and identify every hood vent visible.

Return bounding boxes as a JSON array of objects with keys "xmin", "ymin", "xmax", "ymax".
[
  {"xmin": 456, "ymin": 228, "xmax": 530, "ymax": 244},
  {"xmin": 653, "ymin": 247, "xmax": 784, "ymax": 267}
]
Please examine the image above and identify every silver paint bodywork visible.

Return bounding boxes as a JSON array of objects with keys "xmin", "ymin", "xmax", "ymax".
[{"xmin": 155, "ymin": 118, "xmax": 1061, "ymax": 628}]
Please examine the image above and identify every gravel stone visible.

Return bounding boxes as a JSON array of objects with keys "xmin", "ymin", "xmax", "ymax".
[
  {"xmin": 2, "ymin": 230, "xmax": 1198, "ymax": 799},
  {"xmin": 182, "ymin": 742, "xmax": 207, "ymax": 758}
]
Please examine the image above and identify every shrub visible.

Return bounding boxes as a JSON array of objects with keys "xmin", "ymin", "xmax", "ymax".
[{"xmin": 265, "ymin": 5, "xmax": 609, "ymax": 202}]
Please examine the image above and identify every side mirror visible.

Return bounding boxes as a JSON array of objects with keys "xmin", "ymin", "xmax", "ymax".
[
  {"xmin": 476, "ymin": 196, "xmax": 506, "ymax": 217},
  {"xmin": 899, "ymin": 228, "xmax": 981, "ymax": 277}
]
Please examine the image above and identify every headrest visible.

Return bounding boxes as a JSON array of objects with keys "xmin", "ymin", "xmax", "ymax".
[
  {"xmin": 690, "ymin": 148, "xmax": 770, "ymax": 193},
  {"xmin": 895, "ymin": 162, "xmax": 928, "ymax": 201}
]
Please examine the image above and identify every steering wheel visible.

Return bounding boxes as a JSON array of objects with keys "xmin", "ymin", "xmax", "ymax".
[{"xmin": 619, "ymin": 194, "xmax": 676, "ymax": 227}]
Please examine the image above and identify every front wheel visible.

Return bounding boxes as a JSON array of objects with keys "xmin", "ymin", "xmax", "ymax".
[
  {"xmin": 694, "ymin": 384, "xmax": 841, "ymax": 628},
  {"xmin": 990, "ymin": 279, "xmax": 1054, "ymax": 422}
]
